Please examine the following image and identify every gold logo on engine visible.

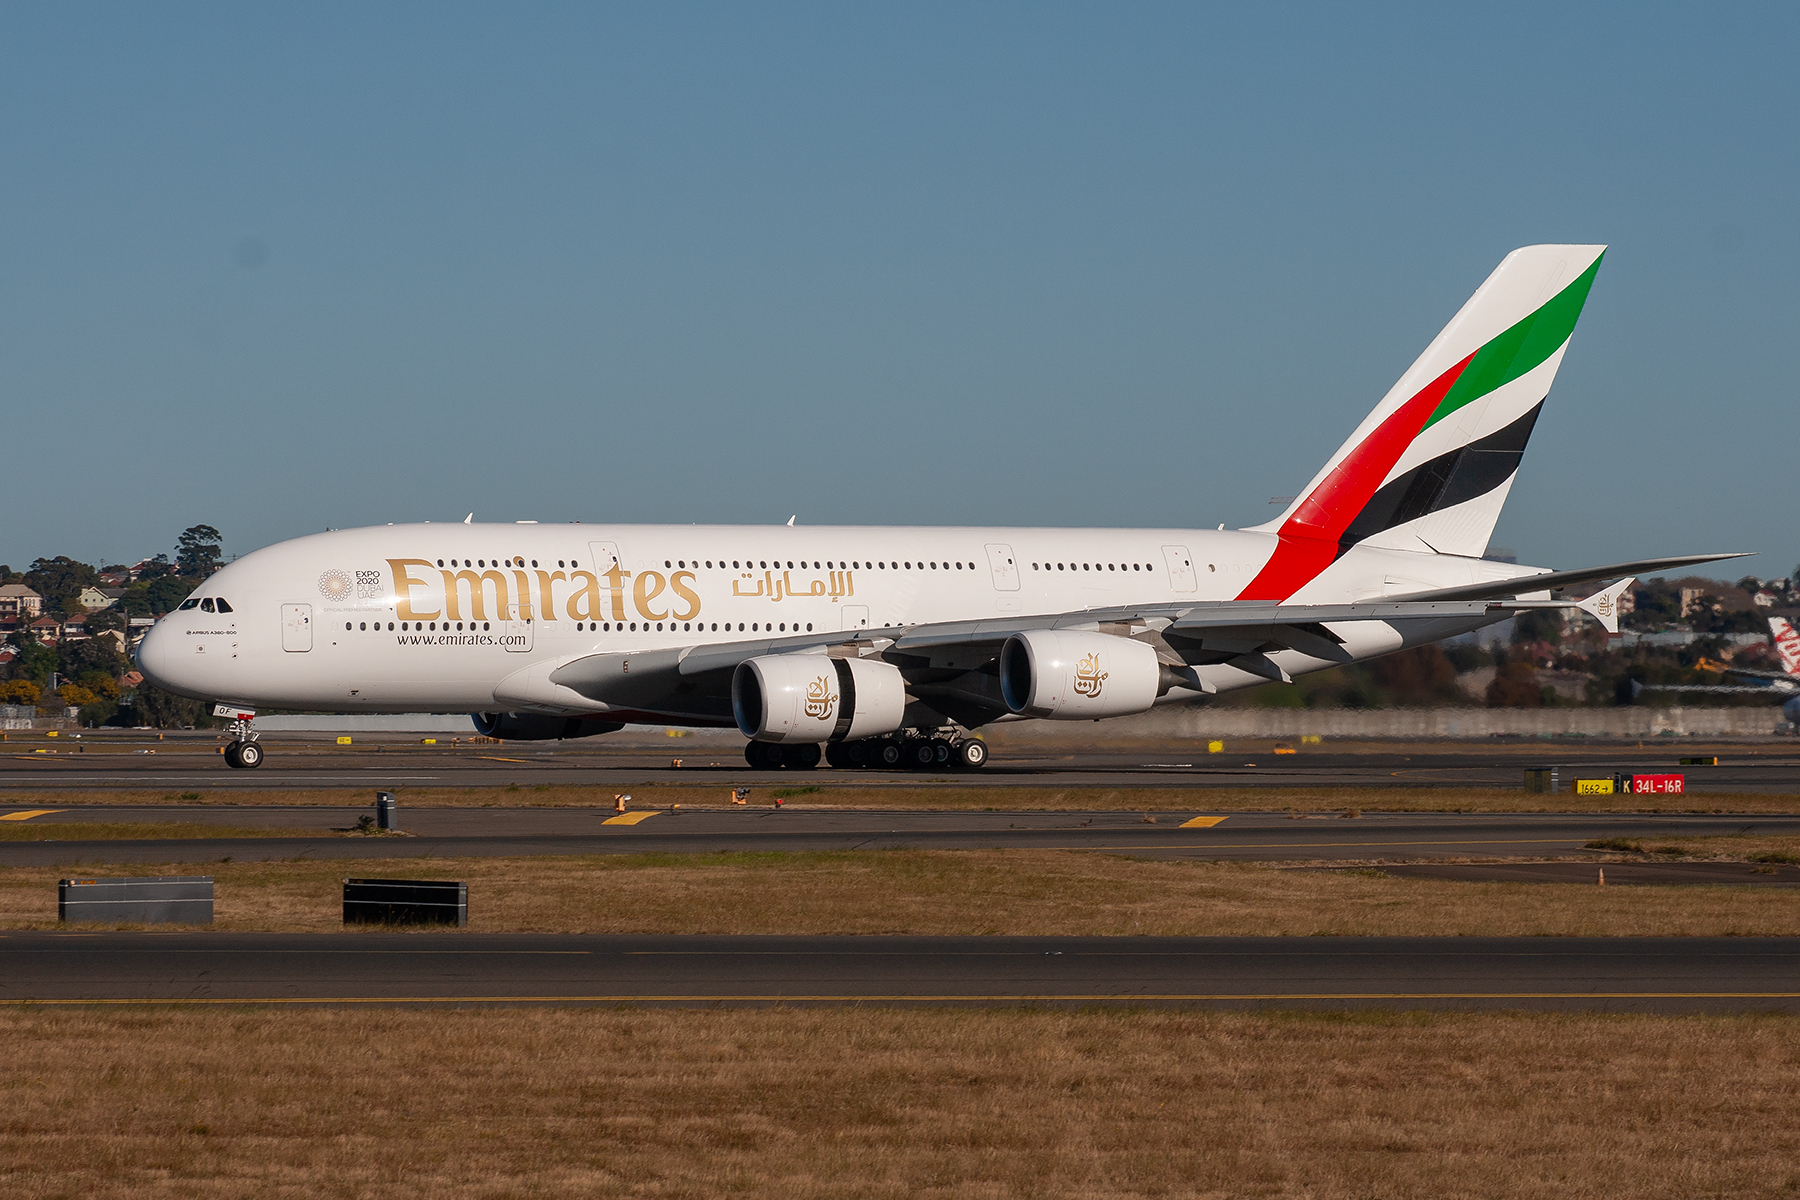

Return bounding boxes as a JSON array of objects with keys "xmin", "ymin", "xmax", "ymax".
[
  {"xmin": 1073, "ymin": 652, "xmax": 1107, "ymax": 698},
  {"xmin": 804, "ymin": 675, "xmax": 838, "ymax": 720}
]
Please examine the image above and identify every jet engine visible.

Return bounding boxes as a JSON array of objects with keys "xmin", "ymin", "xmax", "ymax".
[
  {"xmin": 470, "ymin": 712, "xmax": 625, "ymax": 741},
  {"xmin": 999, "ymin": 630, "xmax": 1162, "ymax": 719},
  {"xmin": 732, "ymin": 655, "xmax": 907, "ymax": 743}
]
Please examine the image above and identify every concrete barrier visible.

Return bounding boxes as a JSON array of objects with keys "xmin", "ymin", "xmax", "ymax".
[
  {"xmin": 343, "ymin": 879, "xmax": 467, "ymax": 926},
  {"xmin": 980, "ymin": 705, "xmax": 1791, "ymax": 744},
  {"xmin": 60, "ymin": 876, "xmax": 213, "ymax": 924}
]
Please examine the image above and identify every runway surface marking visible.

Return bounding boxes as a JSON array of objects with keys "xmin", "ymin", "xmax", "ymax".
[
  {"xmin": 0, "ymin": 810, "xmax": 61, "ymax": 821},
  {"xmin": 475, "ymin": 756, "xmax": 532, "ymax": 764},
  {"xmin": 1179, "ymin": 816, "xmax": 1228, "ymax": 828},
  {"xmin": 601, "ymin": 811, "xmax": 661, "ymax": 825},
  {"xmin": 10, "ymin": 992, "xmax": 1800, "ymax": 1006}
]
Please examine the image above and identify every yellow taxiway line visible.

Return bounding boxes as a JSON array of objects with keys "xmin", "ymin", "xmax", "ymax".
[
  {"xmin": 1179, "ymin": 816, "xmax": 1228, "ymax": 828},
  {"xmin": 0, "ymin": 809, "xmax": 63, "ymax": 821},
  {"xmin": 602, "ymin": 811, "xmax": 661, "ymax": 826}
]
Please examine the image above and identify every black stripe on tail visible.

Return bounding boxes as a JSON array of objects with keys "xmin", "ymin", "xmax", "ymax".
[{"xmin": 1337, "ymin": 401, "xmax": 1543, "ymax": 554}]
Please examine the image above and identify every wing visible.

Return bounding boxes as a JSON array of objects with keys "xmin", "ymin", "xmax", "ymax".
[{"xmin": 524, "ymin": 554, "xmax": 1740, "ymax": 727}]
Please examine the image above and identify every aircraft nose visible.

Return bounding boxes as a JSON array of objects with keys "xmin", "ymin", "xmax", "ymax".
[{"xmin": 135, "ymin": 620, "xmax": 197, "ymax": 698}]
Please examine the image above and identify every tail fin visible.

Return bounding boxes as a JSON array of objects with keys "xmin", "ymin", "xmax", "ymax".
[
  {"xmin": 1240, "ymin": 245, "xmax": 1605, "ymax": 600},
  {"xmin": 1771, "ymin": 617, "xmax": 1800, "ymax": 677}
]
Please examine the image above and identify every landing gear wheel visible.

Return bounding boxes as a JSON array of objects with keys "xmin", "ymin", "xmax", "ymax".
[
  {"xmin": 931, "ymin": 741, "xmax": 952, "ymax": 766},
  {"xmin": 956, "ymin": 739, "xmax": 988, "ymax": 770},
  {"xmin": 824, "ymin": 743, "xmax": 849, "ymax": 768},
  {"xmin": 235, "ymin": 741, "xmax": 263, "ymax": 769},
  {"xmin": 909, "ymin": 741, "xmax": 937, "ymax": 769},
  {"xmin": 843, "ymin": 740, "xmax": 869, "ymax": 768},
  {"xmin": 745, "ymin": 741, "xmax": 780, "ymax": 770},
  {"xmin": 782, "ymin": 743, "xmax": 821, "ymax": 769},
  {"xmin": 874, "ymin": 741, "xmax": 903, "ymax": 768},
  {"xmin": 223, "ymin": 742, "xmax": 243, "ymax": 769}
]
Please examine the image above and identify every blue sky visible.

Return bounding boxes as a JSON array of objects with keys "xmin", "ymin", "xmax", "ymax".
[{"xmin": 2, "ymin": 3, "xmax": 1794, "ymax": 580}]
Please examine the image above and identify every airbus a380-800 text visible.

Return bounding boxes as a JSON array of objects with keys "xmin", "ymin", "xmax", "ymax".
[{"xmin": 137, "ymin": 244, "xmax": 1743, "ymax": 770}]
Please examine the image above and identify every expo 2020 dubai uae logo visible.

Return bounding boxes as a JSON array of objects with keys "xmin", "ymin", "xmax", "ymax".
[{"xmin": 317, "ymin": 569, "xmax": 354, "ymax": 601}]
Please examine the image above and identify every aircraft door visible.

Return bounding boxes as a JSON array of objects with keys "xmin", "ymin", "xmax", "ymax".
[
  {"xmin": 984, "ymin": 543, "xmax": 1020, "ymax": 591},
  {"xmin": 842, "ymin": 605, "xmax": 870, "ymax": 632},
  {"xmin": 281, "ymin": 604, "xmax": 312, "ymax": 652},
  {"xmin": 503, "ymin": 617, "xmax": 534, "ymax": 653},
  {"xmin": 586, "ymin": 540, "xmax": 622, "ymax": 575},
  {"xmin": 1161, "ymin": 546, "xmax": 1198, "ymax": 593}
]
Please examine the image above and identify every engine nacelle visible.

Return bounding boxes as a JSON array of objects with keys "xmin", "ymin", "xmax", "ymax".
[
  {"xmin": 999, "ymin": 629, "xmax": 1161, "ymax": 719},
  {"xmin": 732, "ymin": 654, "xmax": 907, "ymax": 743},
  {"xmin": 470, "ymin": 712, "xmax": 625, "ymax": 741}
]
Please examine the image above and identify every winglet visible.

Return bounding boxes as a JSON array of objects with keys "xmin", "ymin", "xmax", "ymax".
[{"xmin": 1575, "ymin": 577, "xmax": 1633, "ymax": 635}]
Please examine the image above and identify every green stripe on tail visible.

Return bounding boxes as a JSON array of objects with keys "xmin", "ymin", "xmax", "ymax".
[{"xmin": 1421, "ymin": 252, "xmax": 1604, "ymax": 431}]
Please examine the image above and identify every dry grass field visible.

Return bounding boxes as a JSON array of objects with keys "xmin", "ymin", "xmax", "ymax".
[
  {"xmin": 2, "ymin": 1006, "xmax": 1798, "ymax": 1198},
  {"xmin": 6, "ymin": 847, "xmax": 1800, "ymax": 936},
  {"xmin": 8, "ymin": 782, "xmax": 1800, "ymax": 813}
]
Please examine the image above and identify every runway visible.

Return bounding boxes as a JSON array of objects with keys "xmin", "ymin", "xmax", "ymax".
[
  {"xmin": 4, "ymin": 806, "xmax": 1798, "ymax": 865},
  {"xmin": 3, "ymin": 932, "xmax": 1795, "ymax": 1011},
  {"xmin": 5, "ymin": 730, "xmax": 1800, "ymax": 792}
]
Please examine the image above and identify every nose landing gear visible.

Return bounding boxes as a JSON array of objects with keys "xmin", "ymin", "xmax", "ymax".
[{"xmin": 216, "ymin": 704, "xmax": 263, "ymax": 769}]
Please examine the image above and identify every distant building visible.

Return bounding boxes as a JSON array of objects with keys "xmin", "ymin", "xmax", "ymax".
[
  {"xmin": 77, "ymin": 586, "xmax": 124, "ymax": 612},
  {"xmin": 60, "ymin": 614, "xmax": 89, "ymax": 641},
  {"xmin": 0, "ymin": 584, "xmax": 42, "ymax": 619},
  {"xmin": 28, "ymin": 615, "xmax": 60, "ymax": 644},
  {"xmin": 1755, "ymin": 591, "xmax": 1778, "ymax": 608}
]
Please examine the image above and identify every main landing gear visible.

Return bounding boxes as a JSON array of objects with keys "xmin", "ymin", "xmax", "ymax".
[
  {"xmin": 222, "ymin": 715, "xmax": 263, "ymax": 769},
  {"xmin": 745, "ymin": 732, "xmax": 988, "ymax": 771}
]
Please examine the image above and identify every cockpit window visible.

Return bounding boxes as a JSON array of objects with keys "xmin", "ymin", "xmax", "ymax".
[
  {"xmin": 200, "ymin": 598, "xmax": 216, "ymax": 612},
  {"xmin": 178, "ymin": 599, "xmax": 200, "ymax": 611},
  {"xmin": 215, "ymin": 598, "xmax": 233, "ymax": 613}
]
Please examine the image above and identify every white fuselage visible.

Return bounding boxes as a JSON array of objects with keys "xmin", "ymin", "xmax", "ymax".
[{"xmin": 136, "ymin": 521, "xmax": 1532, "ymax": 720}]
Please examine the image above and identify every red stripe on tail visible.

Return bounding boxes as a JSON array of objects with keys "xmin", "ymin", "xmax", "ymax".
[{"xmin": 1236, "ymin": 352, "xmax": 1476, "ymax": 601}]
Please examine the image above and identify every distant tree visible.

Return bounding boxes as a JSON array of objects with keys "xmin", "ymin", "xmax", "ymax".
[
  {"xmin": 130, "ymin": 682, "xmax": 210, "ymax": 729},
  {"xmin": 1486, "ymin": 661, "xmax": 1545, "ymax": 708},
  {"xmin": 56, "ymin": 683, "xmax": 98, "ymax": 707},
  {"xmin": 175, "ymin": 525, "xmax": 223, "ymax": 577},
  {"xmin": 75, "ymin": 670, "xmax": 121, "ymax": 701},
  {"xmin": 136, "ymin": 554, "xmax": 175, "ymax": 580},
  {"xmin": 1510, "ymin": 610, "xmax": 1562, "ymax": 645},
  {"xmin": 115, "ymin": 575, "xmax": 193, "ymax": 616},
  {"xmin": 85, "ymin": 607, "xmax": 129, "ymax": 636},
  {"xmin": 1368, "ymin": 646, "xmax": 1468, "ymax": 705},
  {"xmin": 6, "ymin": 642, "xmax": 58, "ymax": 686},
  {"xmin": 59, "ymin": 635, "xmax": 126, "ymax": 679},
  {"xmin": 22, "ymin": 556, "xmax": 100, "ymax": 616},
  {"xmin": 0, "ymin": 564, "xmax": 18, "ymax": 584},
  {"xmin": 0, "ymin": 679, "xmax": 40, "ymax": 706}
]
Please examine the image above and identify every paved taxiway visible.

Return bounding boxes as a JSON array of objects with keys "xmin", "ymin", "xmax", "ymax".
[
  {"xmin": 5, "ymin": 806, "xmax": 1799, "ymax": 865},
  {"xmin": 5, "ymin": 731, "xmax": 1800, "ymax": 791},
  {"xmin": 3, "ymin": 933, "xmax": 1795, "ymax": 1012}
]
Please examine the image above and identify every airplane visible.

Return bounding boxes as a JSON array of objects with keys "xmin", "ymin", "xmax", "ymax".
[
  {"xmin": 1631, "ymin": 616, "xmax": 1800, "ymax": 725},
  {"xmin": 135, "ymin": 243, "xmax": 1745, "ymax": 770}
]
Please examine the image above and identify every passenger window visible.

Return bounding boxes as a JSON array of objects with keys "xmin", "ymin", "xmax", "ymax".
[{"xmin": 216, "ymin": 598, "xmax": 234, "ymax": 612}]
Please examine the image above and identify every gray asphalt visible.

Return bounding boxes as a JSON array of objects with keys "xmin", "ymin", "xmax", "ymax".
[
  {"xmin": 5, "ymin": 806, "xmax": 1799, "ymax": 865},
  {"xmin": 7, "ymin": 730, "xmax": 1800, "ymax": 791},
  {"xmin": 3, "ymin": 932, "xmax": 1796, "ymax": 1011}
]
